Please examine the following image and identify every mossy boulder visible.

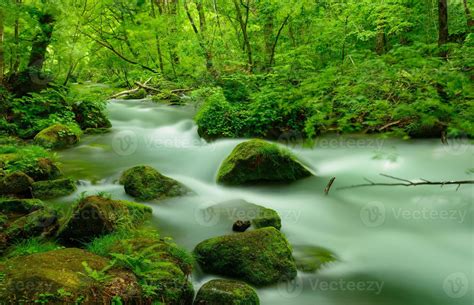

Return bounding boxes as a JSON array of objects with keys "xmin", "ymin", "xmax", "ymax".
[
  {"xmin": 57, "ymin": 195, "xmax": 152, "ymax": 245},
  {"xmin": 194, "ymin": 227, "xmax": 297, "ymax": 286},
  {"xmin": 0, "ymin": 171, "xmax": 34, "ymax": 197},
  {"xmin": 207, "ymin": 200, "xmax": 281, "ymax": 231},
  {"xmin": 194, "ymin": 279, "xmax": 259, "ymax": 305},
  {"xmin": 119, "ymin": 165, "xmax": 190, "ymax": 201},
  {"xmin": 73, "ymin": 100, "xmax": 112, "ymax": 130},
  {"xmin": 31, "ymin": 178, "xmax": 77, "ymax": 199},
  {"xmin": 0, "ymin": 248, "xmax": 143, "ymax": 304},
  {"xmin": 217, "ymin": 139, "xmax": 312, "ymax": 185},
  {"xmin": 293, "ymin": 245, "xmax": 338, "ymax": 273},
  {"xmin": 96, "ymin": 233, "xmax": 194, "ymax": 305},
  {"xmin": 0, "ymin": 198, "xmax": 59, "ymax": 254},
  {"xmin": 34, "ymin": 124, "xmax": 81, "ymax": 149},
  {"xmin": 24, "ymin": 157, "xmax": 62, "ymax": 181}
]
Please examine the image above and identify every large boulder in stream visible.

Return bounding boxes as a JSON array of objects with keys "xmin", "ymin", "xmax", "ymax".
[
  {"xmin": 31, "ymin": 178, "xmax": 77, "ymax": 199},
  {"xmin": 57, "ymin": 195, "xmax": 152, "ymax": 245},
  {"xmin": 34, "ymin": 123, "xmax": 81, "ymax": 149},
  {"xmin": 120, "ymin": 165, "xmax": 190, "ymax": 201},
  {"xmin": 194, "ymin": 227, "xmax": 297, "ymax": 286},
  {"xmin": 217, "ymin": 139, "xmax": 312, "ymax": 185},
  {"xmin": 24, "ymin": 157, "xmax": 62, "ymax": 181},
  {"xmin": 194, "ymin": 279, "xmax": 259, "ymax": 305},
  {"xmin": 0, "ymin": 248, "xmax": 143, "ymax": 304}
]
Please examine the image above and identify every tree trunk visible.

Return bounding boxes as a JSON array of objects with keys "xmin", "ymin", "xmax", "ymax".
[
  {"xmin": 10, "ymin": 12, "xmax": 55, "ymax": 96},
  {"xmin": 463, "ymin": 0, "xmax": 474, "ymax": 30},
  {"xmin": 11, "ymin": 0, "xmax": 22, "ymax": 76},
  {"xmin": 0, "ymin": 8, "xmax": 4, "ymax": 83},
  {"xmin": 232, "ymin": 0, "xmax": 252, "ymax": 71},
  {"xmin": 150, "ymin": 0, "xmax": 165, "ymax": 75},
  {"xmin": 438, "ymin": 0, "xmax": 448, "ymax": 57},
  {"xmin": 375, "ymin": 30, "xmax": 385, "ymax": 55}
]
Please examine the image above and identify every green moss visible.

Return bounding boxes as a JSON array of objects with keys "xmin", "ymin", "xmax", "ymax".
[
  {"xmin": 123, "ymin": 89, "xmax": 147, "ymax": 100},
  {"xmin": 31, "ymin": 178, "xmax": 77, "ymax": 199},
  {"xmin": 57, "ymin": 195, "xmax": 152, "ymax": 245},
  {"xmin": 72, "ymin": 100, "xmax": 112, "ymax": 130},
  {"xmin": 194, "ymin": 227, "xmax": 297, "ymax": 286},
  {"xmin": 0, "ymin": 248, "xmax": 142, "ymax": 303},
  {"xmin": 34, "ymin": 124, "xmax": 81, "ymax": 149},
  {"xmin": 217, "ymin": 139, "xmax": 312, "ymax": 185},
  {"xmin": 119, "ymin": 165, "xmax": 189, "ymax": 201},
  {"xmin": 87, "ymin": 229, "xmax": 194, "ymax": 304},
  {"xmin": 194, "ymin": 279, "xmax": 259, "ymax": 305},
  {"xmin": 0, "ymin": 198, "xmax": 44, "ymax": 214},
  {"xmin": 293, "ymin": 245, "xmax": 338, "ymax": 273},
  {"xmin": 5, "ymin": 208, "xmax": 59, "ymax": 242},
  {"xmin": 0, "ymin": 171, "xmax": 34, "ymax": 197}
]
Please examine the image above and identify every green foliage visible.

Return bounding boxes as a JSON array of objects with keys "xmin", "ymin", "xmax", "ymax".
[
  {"xmin": 5, "ymin": 238, "xmax": 63, "ymax": 259},
  {"xmin": 0, "ymin": 142, "xmax": 55, "ymax": 174},
  {"xmin": 81, "ymin": 261, "xmax": 112, "ymax": 283}
]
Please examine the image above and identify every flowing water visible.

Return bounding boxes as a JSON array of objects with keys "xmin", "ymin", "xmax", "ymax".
[{"xmin": 57, "ymin": 100, "xmax": 473, "ymax": 305}]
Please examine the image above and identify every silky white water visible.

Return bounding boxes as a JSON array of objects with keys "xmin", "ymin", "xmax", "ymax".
[{"xmin": 58, "ymin": 100, "xmax": 474, "ymax": 305}]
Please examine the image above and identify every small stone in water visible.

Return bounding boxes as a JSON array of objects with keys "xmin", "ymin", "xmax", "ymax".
[{"xmin": 233, "ymin": 220, "xmax": 251, "ymax": 232}]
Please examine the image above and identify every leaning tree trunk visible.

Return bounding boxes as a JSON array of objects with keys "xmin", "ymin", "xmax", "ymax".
[{"xmin": 10, "ymin": 12, "xmax": 55, "ymax": 96}]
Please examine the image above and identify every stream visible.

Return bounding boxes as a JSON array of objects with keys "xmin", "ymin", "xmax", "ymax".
[{"xmin": 56, "ymin": 99, "xmax": 473, "ymax": 305}]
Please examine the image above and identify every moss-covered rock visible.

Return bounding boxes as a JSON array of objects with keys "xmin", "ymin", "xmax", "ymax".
[
  {"xmin": 24, "ymin": 157, "xmax": 62, "ymax": 181},
  {"xmin": 194, "ymin": 227, "xmax": 297, "ymax": 286},
  {"xmin": 95, "ymin": 233, "xmax": 194, "ymax": 305},
  {"xmin": 34, "ymin": 124, "xmax": 81, "ymax": 149},
  {"xmin": 293, "ymin": 245, "xmax": 338, "ymax": 273},
  {"xmin": 119, "ymin": 165, "xmax": 190, "ymax": 201},
  {"xmin": 0, "ymin": 198, "xmax": 44, "ymax": 214},
  {"xmin": 208, "ymin": 200, "xmax": 281, "ymax": 231},
  {"xmin": 217, "ymin": 139, "xmax": 312, "ymax": 185},
  {"xmin": 194, "ymin": 279, "xmax": 259, "ymax": 305},
  {"xmin": 57, "ymin": 195, "xmax": 152, "ymax": 245},
  {"xmin": 0, "ymin": 171, "xmax": 34, "ymax": 197},
  {"xmin": 73, "ymin": 100, "xmax": 112, "ymax": 130},
  {"xmin": 31, "ymin": 178, "xmax": 77, "ymax": 199},
  {"xmin": 0, "ymin": 198, "xmax": 58, "ymax": 254},
  {"xmin": 0, "ymin": 248, "xmax": 143, "ymax": 304}
]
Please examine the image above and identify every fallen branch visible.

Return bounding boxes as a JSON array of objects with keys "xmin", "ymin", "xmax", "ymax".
[
  {"xmin": 338, "ymin": 174, "xmax": 474, "ymax": 190},
  {"xmin": 324, "ymin": 177, "xmax": 336, "ymax": 195},
  {"xmin": 379, "ymin": 120, "xmax": 401, "ymax": 131},
  {"xmin": 110, "ymin": 78, "xmax": 152, "ymax": 99}
]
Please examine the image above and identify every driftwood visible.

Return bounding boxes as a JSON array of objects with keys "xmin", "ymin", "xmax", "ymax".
[
  {"xmin": 110, "ymin": 77, "xmax": 192, "ymax": 99},
  {"xmin": 338, "ymin": 174, "xmax": 474, "ymax": 191},
  {"xmin": 110, "ymin": 78, "xmax": 152, "ymax": 99},
  {"xmin": 324, "ymin": 177, "xmax": 336, "ymax": 195}
]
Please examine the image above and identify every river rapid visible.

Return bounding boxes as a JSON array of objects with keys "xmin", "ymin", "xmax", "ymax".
[{"xmin": 57, "ymin": 99, "xmax": 473, "ymax": 305}]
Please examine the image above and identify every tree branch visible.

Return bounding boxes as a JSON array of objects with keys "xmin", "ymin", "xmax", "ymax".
[{"xmin": 338, "ymin": 174, "xmax": 474, "ymax": 190}]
